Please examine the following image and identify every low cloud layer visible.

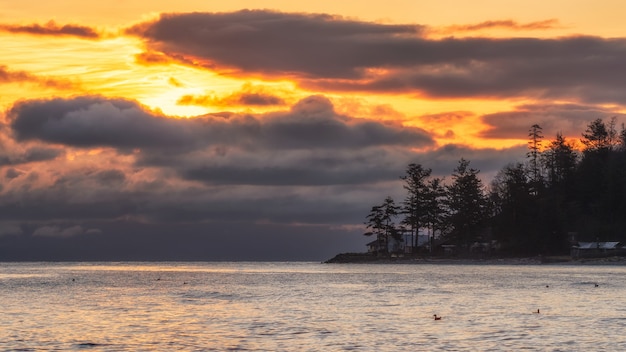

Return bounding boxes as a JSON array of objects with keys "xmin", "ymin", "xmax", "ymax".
[
  {"xmin": 8, "ymin": 95, "xmax": 434, "ymax": 154},
  {"xmin": 0, "ymin": 93, "xmax": 528, "ymax": 260}
]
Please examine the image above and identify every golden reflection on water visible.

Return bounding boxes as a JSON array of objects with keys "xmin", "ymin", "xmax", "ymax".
[{"xmin": 2, "ymin": 263, "xmax": 626, "ymax": 351}]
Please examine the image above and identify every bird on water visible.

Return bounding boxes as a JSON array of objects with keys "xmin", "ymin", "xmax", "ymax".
[{"xmin": 433, "ymin": 314, "xmax": 442, "ymax": 320}]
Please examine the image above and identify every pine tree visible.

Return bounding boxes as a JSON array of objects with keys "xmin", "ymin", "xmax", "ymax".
[
  {"xmin": 446, "ymin": 159, "xmax": 488, "ymax": 249},
  {"xmin": 400, "ymin": 163, "xmax": 432, "ymax": 248},
  {"xmin": 527, "ymin": 124, "xmax": 544, "ymax": 195},
  {"xmin": 364, "ymin": 196, "xmax": 401, "ymax": 254}
]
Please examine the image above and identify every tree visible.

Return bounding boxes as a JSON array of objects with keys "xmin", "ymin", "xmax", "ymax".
[
  {"xmin": 527, "ymin": 124, "xmax": 544, "ymax": 195},
  {"xmin": 400, "ymin": 163, "xmax": 432, "ymax": 248},
  {"xmin": 489, "ymin": 163, "xmax": 537, "ymax": 253},
  {"xmin": 542, "ymin": 132, "xmax": 577, "ymax": 189},
  {"xmin": 581, "ymin": 118, "xmax": 611, "ymax": 154},
  {"xmin": 445, "ymin": 159, "xmax": 488, "ymax": 248},
  {"xmin": 578, "ymin": 119, "xmax": 614, "ymax": 232},
  {"xmin": 423, "ymin": 177, "xmax": 448, "ymax": 252},
  {"xmin": 619, "ymin": 123, "xmax": 626, "ymax": 151},
  {"xmin": 364, "ymin": 196, "xmax": 401, "ymax": 254}
]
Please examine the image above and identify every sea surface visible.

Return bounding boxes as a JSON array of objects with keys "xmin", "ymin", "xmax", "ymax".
[{"xmin": 1, "ymin": 262, "xmax": 625, "ymax": 351}]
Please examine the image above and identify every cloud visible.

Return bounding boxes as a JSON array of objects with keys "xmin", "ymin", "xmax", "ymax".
[
  {"xmin": 128, "ymin": 11, "xmax": 626, "ymax": 105},
  {"xmin": 8, "ymin": 96, "xmax": 194, "ymax": 150},
  {"xmin": 5, "ymin": 168, "xmax": 22, "ymax": 179},
  {"xmin": 479, "ymin": 103, "xmax": 626, "ymax": 140},
  {"xmin": 0, "ymin": 126, "xmax": 64, "ymax": 166},
  {"xmin": 435, "ymin": 19, "xmax": 562, "ymax": 34},
  {"xmin": 0, "ymin": 142, "xmax": 527, "ymax": 229},
  {"xmin": 127, "ymin": 10, "xmax": 426, "ymax": 79},
  {"xmin": 0, "ymin": 141, "xmax": 528, "ymax": 260},
  {"xmin": 0, "ymin": 20, "xmax": 100, "ymax": 39},
  {"xmin": 0, "ymin": 65, "xmax": 78, "ymax": 89},
  {"xmin": 8, "ymin": 95, "xmax": 434, "ymax": 153},
  {"xmin": 303, "ymin": 35, "xmax": 626, "ymax": 104},
  {"xmin": 178, "ymin": 83, "xmax": 286, "ymax": 107},
  {"xmin": 134, "ymin": 51, "xmax": 175, "ymax": 65},
  {"xmin": 426, "ymin": 143, "xmax": 528, "ymax": 179},
  {"xmin": 170, "ymin": 148, "xmax": 412, "ymax": 186},
  {"xmin": 93, "ymin": 169, "xmax": 126, "ymax": 186},
  {"xmin": 144, "ymin": 95, "xmax": 434, "ymax": 186},
  {"xmin": 0, "ymin": 94, "xmax": 441, "ymax": 229},
  {"xmin": 32, "ymin": 225, "xmax": 86, "ymax": 238},
  {"xmin": 0, "ymin": 147, "xmax": 63, "ymax": 166}
]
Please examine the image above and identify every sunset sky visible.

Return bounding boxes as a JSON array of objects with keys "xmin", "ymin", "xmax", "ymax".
[{"xmin": 2, "ymin": 0, "xmax": 626, "ymax": 260}]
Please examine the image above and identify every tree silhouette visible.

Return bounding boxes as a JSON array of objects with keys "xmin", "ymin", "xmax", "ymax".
[
  {"xmin": 527, "ymin": 124, "xmax": 544, "ymax": 195},
  {"xmin": 581, "ymin": 118, "xmax": 611, "ymax": 154},
  {"xmin": 542, "ymin": 132, "xmax": 577, "ymax": 190},
  {"xmin": 424, "ymin": 177, "xmax": 448, "ymax": 252},
  {"xmin": 446, "ymin": 159, "xmax": 488, "ymax": 249},
  {"xmin": 400, "ymin": 163, "xmax": 432, "ymax": 248},
  {"xmin": 364, "ymin": 196, "xmax": 401, "ymax": 254},
  {"xmin": 357, "ymin": 119, "xmax": 626, "ymax": 258}
]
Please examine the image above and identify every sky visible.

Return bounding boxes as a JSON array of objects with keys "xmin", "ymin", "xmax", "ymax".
[{"xmin": 2, "ymin": 0, "xmax": 626, "ymax": 261}]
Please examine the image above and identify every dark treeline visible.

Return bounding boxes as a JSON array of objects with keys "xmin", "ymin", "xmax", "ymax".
[{"xmin": 365, "ymin": 117, "xmax": 626, "ymax": 257}]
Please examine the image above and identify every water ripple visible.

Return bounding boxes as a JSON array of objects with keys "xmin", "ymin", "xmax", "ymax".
[{"xmin": 2, "ymin": 262, "xmax": 626, "ymax": 351}]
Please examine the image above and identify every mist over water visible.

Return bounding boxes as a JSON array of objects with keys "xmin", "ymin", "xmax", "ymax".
[{"xmin": 1, "ymin": 262, "xmax": 625, "ymax": 351}]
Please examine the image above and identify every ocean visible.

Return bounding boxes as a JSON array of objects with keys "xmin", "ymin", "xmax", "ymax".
[{"xmin": 1, "ymin": 262, "xmax": 625, "ymax": 351}]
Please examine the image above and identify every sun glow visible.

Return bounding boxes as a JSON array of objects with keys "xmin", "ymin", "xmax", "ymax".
[{"xmin": 0, "ymin": 33, "xmax": 255, "ymax": 117}]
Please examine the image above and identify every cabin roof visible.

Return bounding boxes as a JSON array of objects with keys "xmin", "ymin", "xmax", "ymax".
[
  {"xmin": 574, "ymin": 241, "xmax": 621, "ymax": 249},
  {"xmin": 366, "ymin": 240, "xmax": 381, "ymax": 246}
]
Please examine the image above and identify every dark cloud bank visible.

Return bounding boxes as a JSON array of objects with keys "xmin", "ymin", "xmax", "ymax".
[
  {"xmin": 129, "ymin": 10, "xmax": 626, "ymax": 105},
  {"xmin": 0, "ymin": 95, "xmax": 443, "ymax": 260},
  {"xmin": 0, "ymin": 95, "xmax": 534, "ymax": 260}
]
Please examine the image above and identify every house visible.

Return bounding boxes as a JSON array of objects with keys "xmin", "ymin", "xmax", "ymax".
[
  {"xmin": 571, "ymin": 241, "xmax": 626, "ymax": 258},
  {"xmin": 366, "ymin": 239, "xmax": 385, "ymax": 254},
  {"xmin": 366, "ymin": 237, "xmax": 405, "ymax": 254}
]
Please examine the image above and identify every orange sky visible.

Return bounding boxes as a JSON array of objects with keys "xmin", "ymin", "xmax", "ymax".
[{"xmin": 3, "ymin": 0, "xmax": 626, "ymax": 148}]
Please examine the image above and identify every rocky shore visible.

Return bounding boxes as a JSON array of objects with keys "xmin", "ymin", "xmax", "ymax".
[{"xmin": 324, "ymin": 253, "xmax": 626, "ymax": 265}]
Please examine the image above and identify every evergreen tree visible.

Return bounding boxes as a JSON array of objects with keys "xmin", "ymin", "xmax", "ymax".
[
  {"xmin": 527, "ymin": 124, "xmax": 544, "ymax": 195},
  {"xmin": 364, "ymin": 196, "xmax": 401, "ymax": 254},
  {"xmin": 400, "ymin": 163, "xmax": 432, "ymax": 248},
  {"xmin": 489, "ymin": 163, "xmax": 537, "ymax": 254},
  {"xmin": 424, "ymin": 177, "xmax": 448, "ymax": 252},
  {"xmin": 581, "ymin": 118, "xmax": 611, "ymax": 154},
  {"xmin": 445, "ymin": 159, "xmax": 488, "ymax": 249},
  {"xmin": 542, "ymin": 132, "xmax": 577, "ymax": 190},
  {"xmin": 577, "ymin": 118, "xmax": 614, "ymax": 239},
  {"xmin": 619, "ymin": 123, "xmax": 626, "ymax": 151}
]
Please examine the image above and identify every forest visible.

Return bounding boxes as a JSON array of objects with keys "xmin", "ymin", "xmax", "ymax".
[{"xmin": 364, "ymin": 117, "xmax": 626, "ymax": 256}]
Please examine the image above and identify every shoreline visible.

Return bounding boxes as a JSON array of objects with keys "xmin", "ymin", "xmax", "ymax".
[{"xmin": 324, "ymin": 253, "xmax": 626, "ymax": 265}]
